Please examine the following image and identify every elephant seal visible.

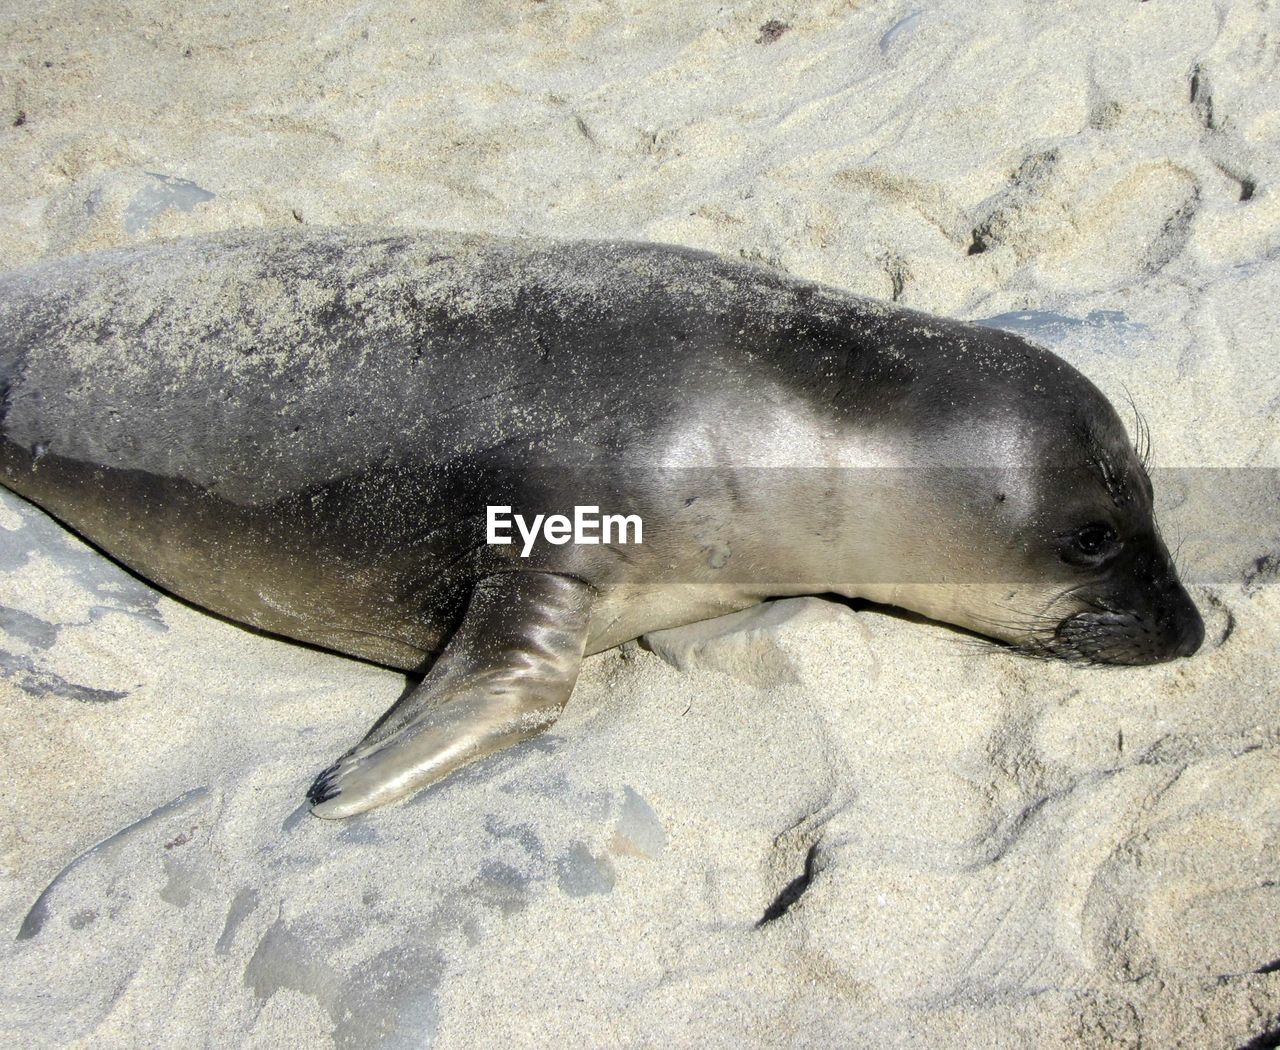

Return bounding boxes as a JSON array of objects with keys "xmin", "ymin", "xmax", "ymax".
[{"xmin": 0, "ymin": 228, "xmax": 1203, "ymax": 818}]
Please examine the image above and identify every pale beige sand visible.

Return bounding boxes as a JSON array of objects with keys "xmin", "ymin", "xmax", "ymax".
[{"xmin": 1, "ymin": 1, "xmax": 1278, "ymax": 1047}]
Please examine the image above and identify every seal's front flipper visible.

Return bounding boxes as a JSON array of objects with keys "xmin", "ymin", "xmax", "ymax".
[{"xmin": 308, "ymin": 572, "xmax": 593, "ymax": 819}]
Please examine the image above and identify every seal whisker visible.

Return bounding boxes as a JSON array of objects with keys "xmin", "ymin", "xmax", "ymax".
[{"xmin": 1120, "ymin": 384, "xmax": 1153, "ymax": 471}]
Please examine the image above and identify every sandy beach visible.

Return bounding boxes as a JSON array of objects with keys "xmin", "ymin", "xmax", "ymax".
[{"xmin": 1, "ymin": 0, "xmax": 1278, "ymax": 1046}]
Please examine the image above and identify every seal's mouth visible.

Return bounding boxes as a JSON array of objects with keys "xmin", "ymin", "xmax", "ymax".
[
  {"xmin": 995, "ymin": 591, "xmax": 1205, "ymax": 666},
  {"xmin": 1042, "ymin": 602, "xmax": 1204, "ymax": 665}
]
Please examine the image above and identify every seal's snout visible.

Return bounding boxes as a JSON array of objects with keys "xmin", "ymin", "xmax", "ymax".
[
  {"xmin": 1167, "ymin": 594, "xmax": 1205, "ymax": 659},
  {"xmin": 1048, "ymin": 568, "xmax": 1204, "ymax": 666},
  {"xmin": 1173, "ymin": 612, "xmax": 1204, "ymax": 658},
  {"xmin": 1148, "ymin": 565, "xmax": 1204, "ymax": 660}
]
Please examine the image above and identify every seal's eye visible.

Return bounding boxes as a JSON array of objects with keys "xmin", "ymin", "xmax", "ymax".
[{"xmin": 1061, "ymin": 522, "xmax": 1119, "ymax": 566}]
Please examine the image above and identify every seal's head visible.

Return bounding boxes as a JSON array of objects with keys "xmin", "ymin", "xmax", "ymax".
[
  {"xmin": 988, "ymin": 412, "xmax": 1205, "ymax": 666},
  {"xmin": 841, "ymin": 320, "xmax": 1204, "ymax": 666}
]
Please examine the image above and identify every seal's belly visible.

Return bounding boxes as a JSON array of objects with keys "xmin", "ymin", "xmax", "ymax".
[
  {"xmin": 582, "ymin": 582, "xmax": 784, "ymax": 655},
  {"xmin": 0, "ymin": 449, "xmax": 773, "ymax": 671},
  {"xmin": 0, "ymin": 443, "xmax": 459, "ymax": 670}
]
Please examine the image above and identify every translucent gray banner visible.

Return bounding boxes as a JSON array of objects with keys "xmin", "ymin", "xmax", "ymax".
[{"xmin": 472, "ymin": 466, "xmax": 1280, "ymax": 586}]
